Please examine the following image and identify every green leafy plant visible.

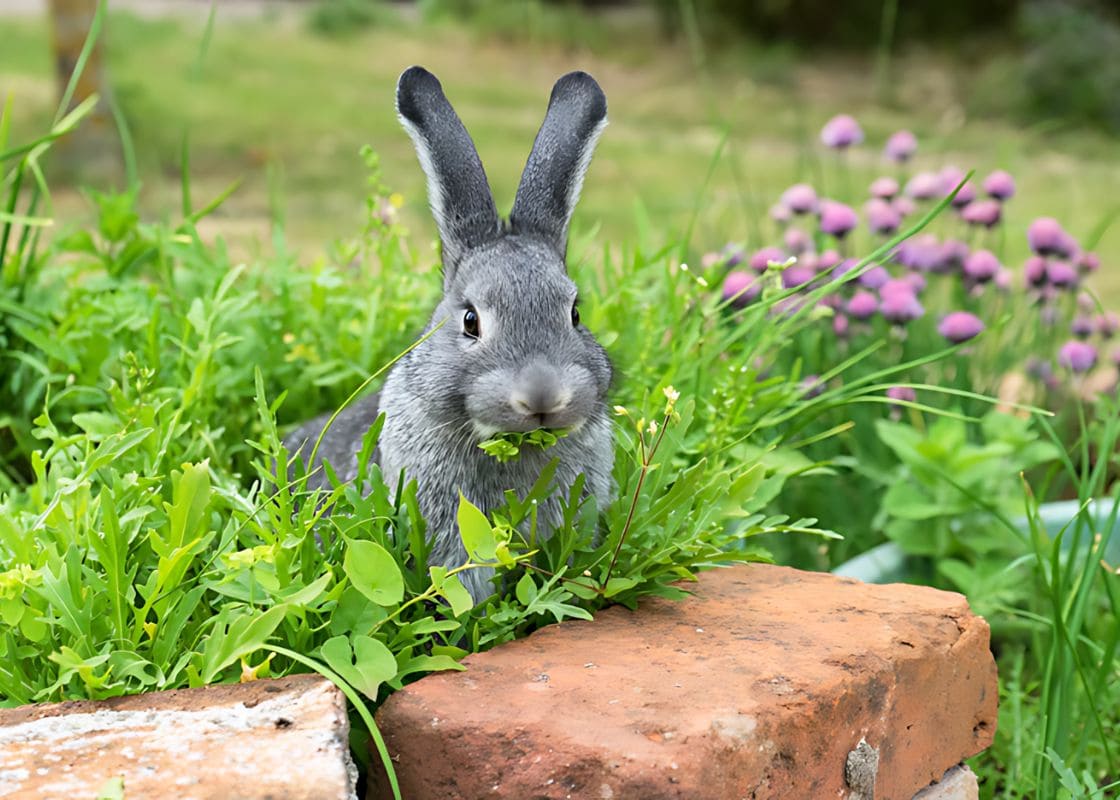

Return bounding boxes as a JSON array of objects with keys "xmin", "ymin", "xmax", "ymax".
[{"xmin": 477, "ymin": 427, "xmax": 569, "ymax": 463}]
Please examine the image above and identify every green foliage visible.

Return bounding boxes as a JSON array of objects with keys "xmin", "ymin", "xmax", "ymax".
[
  {"xmin": 1019, "ymin": 0, "xmax": 1120, "ymax": 133},
  {"xmin": 308, "ymin": 0, "xmax": 394, "ymax": 38},
  {"xmin": 478, "ymin": 427, "xmax": 568, "ymax": 463},
  {"xmin": 870, "ymin": 411, "xmax": 1059, "ymax": 562},
  {"xmin": 0, "ymin": 133, "xmax": 854, "ymax": 783}
]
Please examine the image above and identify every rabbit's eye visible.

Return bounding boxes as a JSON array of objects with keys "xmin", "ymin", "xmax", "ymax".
[
  {"xmin": 463, "ymin": 306, "xmax": 481, "ymax": 339},
  {"xmin": 571, "ymin": 303, "xmax": 580, "ymax": 327}
]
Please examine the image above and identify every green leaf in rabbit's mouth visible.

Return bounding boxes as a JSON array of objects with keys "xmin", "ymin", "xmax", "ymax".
[{"xmin": 478, "ymin": 428, "xmax": 569, "ymax": 463}]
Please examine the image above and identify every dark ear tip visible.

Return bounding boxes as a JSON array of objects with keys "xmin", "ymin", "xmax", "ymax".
[
  {"xmin": 550, "ymin": 71, "xmax": 607, "ymax": 119},
  {"xmin": 396, "ymin": 66, "xmax": 443, "ymax": 121}
]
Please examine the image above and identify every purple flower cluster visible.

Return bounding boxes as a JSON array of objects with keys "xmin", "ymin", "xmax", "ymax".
[{"xmin": 711, "ymin": 115, "xmax": 1118, "ymax": 400}]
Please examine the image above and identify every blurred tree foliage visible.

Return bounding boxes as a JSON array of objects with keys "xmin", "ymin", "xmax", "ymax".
[
  {"xmin": 651, "ymin": 0, "xmax": 1021, "ymax": 47},
  {"xmin": 1019, "ymin": 0, "xmax": 1120, "ymax": 132}
]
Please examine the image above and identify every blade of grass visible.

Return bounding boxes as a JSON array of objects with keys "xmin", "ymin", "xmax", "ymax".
[{"xmin": 264, "ymin": 645, "xmax": 401, "ymax": 800}]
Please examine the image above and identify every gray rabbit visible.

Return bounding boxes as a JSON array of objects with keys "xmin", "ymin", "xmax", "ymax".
[{"xmin": 284, "ymin": 66, "xmax": 615, "ymax": 603}]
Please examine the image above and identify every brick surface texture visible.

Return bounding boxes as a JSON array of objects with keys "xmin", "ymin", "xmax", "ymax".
[
  {"xmin": 370, "ymin": 564, "xmax": 997, "ymax": 800},
  {"xmin": 914, "ymin": 766, "xmax": 980, "ymax": 800},
  {"xmin": 0, "ymin": 674, "xmax": 357, "ymax": 799}
]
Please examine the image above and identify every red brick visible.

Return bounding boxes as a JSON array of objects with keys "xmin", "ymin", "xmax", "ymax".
[{"xmin": 370, "ymin": 564, "xmax": 997, "ymax": 799}]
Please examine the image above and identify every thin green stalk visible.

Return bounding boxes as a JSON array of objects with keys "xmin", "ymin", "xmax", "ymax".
[{"xmin": 264, "ymin": 645, "xmax": 401, "ymax": 800}]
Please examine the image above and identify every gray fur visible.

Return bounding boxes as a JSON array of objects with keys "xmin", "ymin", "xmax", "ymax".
[{"xmin": 285, "ymin": 66, "xmax": 613, "ymax": 603}]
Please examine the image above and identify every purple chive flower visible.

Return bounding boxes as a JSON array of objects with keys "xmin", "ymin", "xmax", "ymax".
[
  {"xmin": 1028, "ymin": 217, "xmax": 1070, "ymax": 257},
  {"xmin": 770, "ymin": 203, "xmax": 793, "ymax": 224},
  {"xmin": 963, "ymin": 249, "xmax": 1001, "ymax": 284},
  {"xmin": 800, "ymin": 374, "xmax": 825, "ymax": 398},
  {"xmin": 895, "ymin": 234, "xmax": 942, "ymax": 272},
  {"xmin": 884, "ymin": 130, "xmax": 918, "ymax": 162},
  {"xmin": 1058, "ymin": 340, "xmax": 1098, "ymax": 373},
  {"xmin": 892, "ymin": 196, "xmax": 916, "ymax": 218},
  {"xmin": 834, "ymin": 258, "xmax": 860, "ymax": 279},
  {"xmin": 819, "ymin": 200, "xmax": 859, "ymax": 239},
  {"xmin": 1097, "ymin": 312, "xmax": 1119, "ymax": 339},
  {"xmin": 1071, "ymin": 316, "xmax": 1094, "ymax": 339},
  {"xmin": 938, "ymin": 311, "xmax": 985, "ymax": 344},
  {"xmin": 771, "ymin": 296, "xmax": 809, "ymax": 318},
  {"xmin": 833, "ymin": 313, "xmax": 850, "ymax": 338},
  {"xmin": 723, "ymin": 244, "xmax": 745, "ymax": 267},
  {"xmin": 995, "ymin": 268, "xmax": 1013, "ymax": 292},
  {"xmin": 870, "ymin": 176, "xmax": 900, "ymax": 199},
  {"xmin": 847, "ymin": 290, "xmax": 879, "ymax": 320},
  {"xmin": 1024, "ymin": 255, "xmax": 1048, "ymax": 288},
  {"xmin": 940, "ymin": 239, "xmax": 971, "ymax": 273},
  {"xmin": 865, "ymin": 199, "xmax": 901, "ymax": 235},
  {"xmin": 1077, "ymin": 251, "xmax": 1100, "ymax": 274},
  {"xmin": 722, "ymin": 271, "xmax": 760, "ymax": 307},
  {"xmin": 750, "ymin": 246, "xmax": 786, "ymax": 273},
  {"xmin": 961, "ymin": 199, "xmax": 1002, "ymax": 228},
  {"xmin": 983, "ymin": 170, "xmax": 1016, "ymax": 201},
  {"xmin": 781, "ymin": 184, "xmax": 819, "ymax": 215},
  {"xmin": 859, "ymin": 264, "xmax": 891, "ymax": 290},
  {"xmin": 1026, "ymin": 356, "xmax": 1054, "ymax": 382},
  {"xmin": 880, "ymin": 290, "xmax": 924, "ymax": 324},
  {"xmin": 1046, "ymin": 260, "xmax": 1079, "ymax": 289},
  {"xmin": 819, "ymin": 293, "xmax": 843, "ymax": 310},
  {"xmin": 816, "ymin": 249, "xmax": 842, "ymax": 273},
  {"xmin": 903, "ymin": 272, "xmax": 927, "ymax": 293},
  {"xmin": 1112, "ymin": 348, "xmax": 1120, "ymax": 368},
  {"xmin": 782, "ymin": 265, "xmax": 815, "ymax": 289},
  {"xmin": 886, "ymin": 386, "xmax": 917, "ymax": 418},
  {"xmin": 905, "ymin": 171, "xmax": 943, "ymax": 201},
  {"xmin": 880, "ymin": 277, "xmax": 917, "ymax": 299},
  {"xmin": 783, "ymin": 227, "xmax": 813, "ymax": 255},
  {"xmin": 940, "ymin": 166, "xmax": 975, "ymax": 207},
  {"xmin": 821, "ymin": 114, "xmax": 864, "ymax": 149}
]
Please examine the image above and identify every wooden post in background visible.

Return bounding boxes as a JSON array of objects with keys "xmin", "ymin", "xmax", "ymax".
[{"xmin": 47, "ymin": 0, "xmax": 120, "ymax": 182}]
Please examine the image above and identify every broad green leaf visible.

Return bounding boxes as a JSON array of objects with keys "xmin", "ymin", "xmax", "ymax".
[
  {"xmin": 344, "ymin": 539, "xmax": 404, "ymax": 606},
  {"xmin": 515, "ymin": 573, "xmax": 537, "ymax": 606},
  {"xmin": 434, "ymin": 570, "xmax": 474, "ymax": 617},
  {"xmin": 320, "ymin": 634, "xmax": 398, "ymax": 700},
  {"xmin": 604, "ymin": 576, "xmax": 639, "ymax": 598},
  {"xmin": 457, "ymin": 493, "xmax": 497, "ymax": 562}
]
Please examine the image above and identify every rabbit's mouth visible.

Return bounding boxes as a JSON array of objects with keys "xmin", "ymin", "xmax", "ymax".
[{"xmin": 470, "ymin": 415, "xmax": 586, "ymax": 441}]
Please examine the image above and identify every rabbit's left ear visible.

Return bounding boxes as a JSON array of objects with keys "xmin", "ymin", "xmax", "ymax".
[{"xmin": 510, "ymin": 72, "xmax": 607, "ymax": 257}]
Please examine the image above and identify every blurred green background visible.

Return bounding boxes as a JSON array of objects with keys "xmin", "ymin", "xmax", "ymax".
[{"xmin": 3, "ymin": 0, "xmax": 1119, "ymax": 295}]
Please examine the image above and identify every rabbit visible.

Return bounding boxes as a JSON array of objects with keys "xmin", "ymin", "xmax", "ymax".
[{"xmin": 284, "ymin": 66, "xmax": 615, "ymax": 603}]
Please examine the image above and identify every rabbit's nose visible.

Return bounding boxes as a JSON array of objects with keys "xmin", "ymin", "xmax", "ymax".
[{"xmin": 510, "ymin": 364, "xmax": 571, "ymax": 417}]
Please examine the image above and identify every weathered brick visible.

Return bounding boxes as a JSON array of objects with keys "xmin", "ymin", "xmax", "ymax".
[
  {"xmin": 370, "ymin": 564, "xmax": 997, "ymax": 799},
  {"xmin": 0, "ymin": 674, "xmax": 356, "ymax": 799}
]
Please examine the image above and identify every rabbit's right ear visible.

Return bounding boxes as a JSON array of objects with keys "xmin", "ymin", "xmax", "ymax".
[
  {"xmin": 510, "ymin": 72, "xmax": 607, "ymax": 257},
  {"xmin": 396, "ymin": 66, "xmax": 501, "ymax": 279}
]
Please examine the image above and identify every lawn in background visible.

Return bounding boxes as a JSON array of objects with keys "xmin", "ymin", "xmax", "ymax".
[{"xmin": 1, "ymin": 4, "xmax": 1118, "ymax": 299}]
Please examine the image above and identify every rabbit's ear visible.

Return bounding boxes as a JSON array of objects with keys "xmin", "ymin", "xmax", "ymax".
[
  {"xmin": 397, "ymin": 66, "xmax": 501, "ymax": 276},
  {"xmin": 510, "ymin": 72, "xmax": 607, "ymax": 257}
]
